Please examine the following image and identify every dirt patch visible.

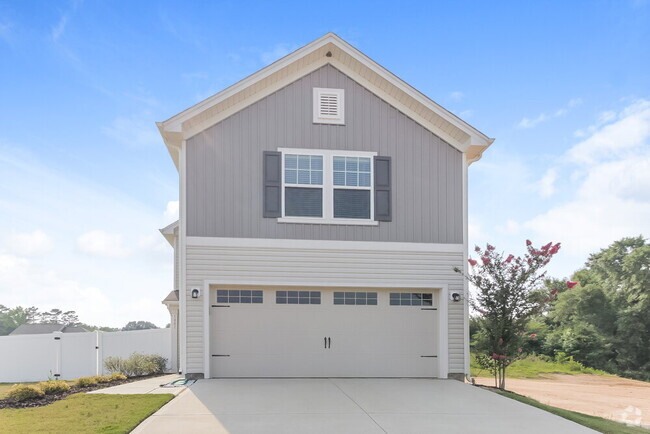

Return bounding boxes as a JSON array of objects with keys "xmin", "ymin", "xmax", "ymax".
[
  {"xmin": 474, "ymin": 374, "xmax": 650, "ymax": 428},
  {"xmin": 0, "ymin": 375, "xmax": 165, "ymax": 410}
]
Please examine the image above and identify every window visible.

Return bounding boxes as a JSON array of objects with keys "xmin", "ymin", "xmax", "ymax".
[
  {"xmin": 284, "ymin": 154, "xmax": 323, "ymax": 217},
  {"xmin": 280, "ymin": 149, "xmax": 376, "ymax": 225},
  {"xmin": 276, "ymin": 290, "xmax": 321, "ymax": 305},
  {"xmin": 389, "ymin": 292, "xmax": 433, "ymax": 306},
  {"xmin": 313, "ymin": 88, "xmax": 344, "ymax": 125},
  {"xmin": 217, "ymin": 290, "xmax": 263, "ymax": 304},
  {"xmin": 333, "ymin": 291, "xmax": 377, "ymax": 305}
]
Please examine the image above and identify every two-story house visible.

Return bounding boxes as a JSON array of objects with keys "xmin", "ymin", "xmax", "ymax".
[{"xmin": 159, "ymin": 33, "xmax": 493, "ymax": 380}]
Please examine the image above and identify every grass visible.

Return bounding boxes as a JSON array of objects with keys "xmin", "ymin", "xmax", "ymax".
[
  {"xmin": 470, "ymin": 353, "xmax": 611, "ymax": 379},
  {"xmin": 0, "ymin": 393, "xmax": 174, "ymax": 433},
  {"xmin": 492, "ymin": 388, "xmax": 648, "ymax": 434}
]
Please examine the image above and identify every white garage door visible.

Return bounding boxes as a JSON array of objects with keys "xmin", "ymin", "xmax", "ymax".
[{"xmin": 209, "ymin": 289, "xmax": 438, "ymax": 378}]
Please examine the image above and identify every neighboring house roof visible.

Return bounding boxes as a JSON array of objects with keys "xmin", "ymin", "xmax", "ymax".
[
  {"xmin": 162, "ymin": 290, "xmax": 179, "ymax": 305},
  {"xmin": 157, "ymin": 32, "xmax": 494, "ymax": 169},
  {"xmin": 9, "ymin": 323, "xmax": 88, "ymax": 335}
]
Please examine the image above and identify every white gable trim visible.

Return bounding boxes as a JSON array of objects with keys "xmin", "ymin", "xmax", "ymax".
[{"xmin": 158, "ymin": 33, "xmax": 494, "ymax": 169}]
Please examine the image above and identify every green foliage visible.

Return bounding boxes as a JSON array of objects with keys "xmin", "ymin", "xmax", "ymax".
[
  {"xmin": 104, "ymin": 353, "xmax": 167, "ymax": 377},
  {"xmin": 544, "ymin": 236, "xmax": 650, "ymax": 380},
  {"xmin": 470, "ymin": 353, "xmax": 608, "ymax": 379},
  {"xmin": 93, "ymin": 375, "xmax": 112, "ymax": 384},
  {"xmin": 122, "ymin": 321, "xmax": 158, "ymax": 331},
  {"xmin": 0, "ymin": 393, "xmax": 174, "ymax": 433},
  {"xmin": 7, "ymin": 384, "xmax": 45, "ymax": 402},
  {"xmin": 74, "ymin": 376, "xmax": 98, "ymax": 388},
  {"xmin": 38, "ymin": 380, "xmax": 71, "ymax": 395}
]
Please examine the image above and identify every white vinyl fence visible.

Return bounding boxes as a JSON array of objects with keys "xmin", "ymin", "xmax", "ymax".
[{"xmin": 0, "ymin": 328, "xmax": 171, "ymax": 382}]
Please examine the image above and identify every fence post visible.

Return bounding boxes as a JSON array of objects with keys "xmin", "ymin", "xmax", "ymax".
[
  {"xmin": 53, "ymin": 331, "xmax": 63, "ymax": 379},
  {"xmin": 95, "ymin": 330, "xmax": 104, "ymax": 376}
]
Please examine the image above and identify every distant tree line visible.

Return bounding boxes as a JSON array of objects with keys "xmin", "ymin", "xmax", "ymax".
[
  {"xmin": 471, "ymin": 236, "xmax": 650, "ymax": 381},
  {"xmin": 0, "ymin": 305, "xmax": 160, "ymax": 335}
]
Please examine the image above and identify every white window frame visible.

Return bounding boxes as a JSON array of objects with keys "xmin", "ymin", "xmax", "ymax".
[
  {"xmin": 278, "ymin": 148, "xmax": 378, "ymax": 226},
  {"xmin": 313, "ymin": 88, "xmax": 345, "ymax": 125}
]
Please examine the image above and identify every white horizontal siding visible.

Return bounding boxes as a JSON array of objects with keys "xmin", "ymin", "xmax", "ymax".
[{"xmin": 184, "ymin": 239, "xmax": 466, "ymax": 375}]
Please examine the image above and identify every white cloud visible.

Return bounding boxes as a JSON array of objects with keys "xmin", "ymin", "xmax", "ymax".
[
  {"xmin": 0, "ymin": 20, "xmax": 12, "ymax": 43},
  {"xmin": 497, "ymin": 219, "xmax": 521, "ymax": 236},
  {"xmin": 538, "ymin": 168, "xmax": 557, "ymax": 198},
  {"xmin": 77, "ymin": 230, "xmax": 130, "ymax": 257},
  {"xmin": 102, "ymin": 113, "xmax": 160, "ymax": 147},
  {"xmin": 449, "ymin": 91, "xmax": 464, "ymax": 101},
  {"xmin": 51, "ymin": 14, "xmax": 69, "ymax": 42},
  {"xmin": 524, "ymin": 99, "xmax": 650, "ymax": 259},
  {"xmin": 164, "ymin": 200, "xmax": 179, "ymax": 220},
  {"xmin": 260, "ymin": 43, "xmax": 299, "ymax": 65},
  {"xmin": 6, "ymin": 230, "xmax": 54, "ymax": 256},
  {"xmin": 518, "ymin": 98, "xmax": 582, "ymax": 129}
]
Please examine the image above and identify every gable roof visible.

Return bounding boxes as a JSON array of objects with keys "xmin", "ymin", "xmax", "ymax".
[
  {"xmin": 157, "ymin": 32, "xmax": 493, "ymax": 168},
  {"xmin": 9, "ymin": 323, "xmax": 87, "ymax": 335}
]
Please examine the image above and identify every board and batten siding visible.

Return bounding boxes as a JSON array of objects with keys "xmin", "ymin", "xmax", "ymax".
[
  {"xmin": 184, "ymin": 239, "xmax": 466, "ymax": 375},
  {"xmin": 186, "ymin": 64, "xmax": 463, "ymax": 244}
]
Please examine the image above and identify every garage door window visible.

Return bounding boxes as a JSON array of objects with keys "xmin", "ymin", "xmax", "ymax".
[
  {"xmin": 217, "ymin": 290, "xmax": 263, "ymax": 304},
  {"xmin": 276, "ymin": 291, "xmax": 321, "ymax": 305},
  {"xmin": 389, "ymin": 292, "xmax": 433, "ymax": 306},
  {"xmin": 333, "ymin": 292, "xmax": 377, "ymax": 305}
]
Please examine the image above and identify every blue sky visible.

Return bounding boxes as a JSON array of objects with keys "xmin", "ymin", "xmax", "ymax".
[{"xmin": 1, "ymin": 1, "xmax": 649, "ymax": 327}]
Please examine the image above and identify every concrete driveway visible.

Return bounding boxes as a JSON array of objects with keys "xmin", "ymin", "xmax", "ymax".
[{"xmin": 133, "ymin": 378, "xmax": 595, "ymax": 433}]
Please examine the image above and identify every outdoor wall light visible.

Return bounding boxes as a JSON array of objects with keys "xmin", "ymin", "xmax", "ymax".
[
  {"xmin": 451, "ymin": 292, "xmax": 461, "ymax": 302},
  {"xmin": 191, "ymin": 288, "xmax": 201, "ymax": 299}
]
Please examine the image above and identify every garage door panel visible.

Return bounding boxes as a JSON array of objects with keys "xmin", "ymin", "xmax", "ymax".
[{"xmin": 210, "ymin": 288, "xmax": 439, "ymax": 378}]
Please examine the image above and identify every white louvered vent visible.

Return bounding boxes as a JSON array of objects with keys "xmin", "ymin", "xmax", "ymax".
[{"xmin": 313, "ymin": 88, "xmax": 344, "ymax": 124}]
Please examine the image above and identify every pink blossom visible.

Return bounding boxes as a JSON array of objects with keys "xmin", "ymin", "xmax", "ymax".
[
  {"xmin": 499, "ymin": 355, "xmax": 506, "ymax": 360},
  {"xmin": 498, "ymin": 338, "xmax": 504, "ymax": 345},
  {"xmin": 481, "ymin": 257, "xmax": 491, "ymax": 265},
  {"xmin": 474, "ymin": 245, "xmax": 481, "ymax": 253},
  {"xmin": 492, "ymin": 353, "xmax": 499, "ymax": 359},
  {"xmin": 550, "ymin": 289, "xmax": 558, "ymax": 296},
  {"xmin": 530, "ymin": 334, "xmax": 537, "ymax": 338},
  {"xmin": 487, "ymin": 244, "xmax": 495, "ymax": 251},
  {"xmin": 476, "ymin": 309, "xmax": 487, "ymax": 315},
  {"xmin": 526, "ymin": 239, "xmax": 532, "ymax": 246},
  {"xmin": 517, "ymin": 348, "xmax": 523, "ymax": 353},
  {"xmin": 468, "ymin": 259, "xmax": 477, "ymax": 266},
  {"xmin": 566, "ymin": 281, "xmax": 579, "ymax": 289},
  {"xmin": 505, "ymin": 254, "xmax": 514, "ymax": 263}
]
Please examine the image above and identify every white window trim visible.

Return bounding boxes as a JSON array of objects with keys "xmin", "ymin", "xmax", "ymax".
[
  {"xmin": 313, "ymin": 88, "xmax": 345, "ymax": 125},
  {"xmin": 278, "ymin": 148, "xmax": 378, "ymax": 226}
]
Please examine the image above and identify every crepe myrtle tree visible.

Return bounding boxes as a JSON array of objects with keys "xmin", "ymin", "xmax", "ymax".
[{"xmin": 455, "ymin": 240, "xmax": 562, "ymax": 390}]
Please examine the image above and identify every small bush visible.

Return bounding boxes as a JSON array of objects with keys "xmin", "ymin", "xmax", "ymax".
[
  {"xmin": 93, "ymin": 375, "xmax": 112, "ymax": 384},
  {"xmin": 38, "ymin": 380, "xmax": 71, "ymax": 395},
  {"xmin": 74, "ymin": 376, "xmax": 98, "ymax": 388},
  {"xmin": 109, "ymin": 372, "xmax": 127, "ymax": 382},
  {"xmin": 7, "ymin": 384, "xmax": 45, "ymax": 402},
  {"xmin": 104, "ymin": 353, "xmax": 167, "ymax": 377}
]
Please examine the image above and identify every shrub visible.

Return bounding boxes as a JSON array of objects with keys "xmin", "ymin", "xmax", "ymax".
[
  {"xmin": 38, "ymin": 380, "xmax": 71, "ymax": 395},
  {"xmin": 93, "ymin": 375, "xmax": 112, "ymax": 383},
  {"xmin": 104, "ymin": 353, "xmax": 167, "ymax": 377},
  {"xmin": 109, "ymin": 372, "xmax": 127, "ymax": 381},
  {"xmin": 74, "ymin": 376, "xmax": 98, "ymax": 388},
  {"xmin": 7, "ymin": 384, "xmax": 45, "ymax": 402}
]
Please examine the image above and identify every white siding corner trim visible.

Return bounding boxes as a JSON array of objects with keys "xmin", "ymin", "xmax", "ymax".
[{"xmin": 182, "ymin": 237, "xmax": 465, "ymax": 377}]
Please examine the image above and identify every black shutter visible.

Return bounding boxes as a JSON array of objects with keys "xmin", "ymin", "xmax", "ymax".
[
  {"xmin": 374, "ymin": 156, "xmax": 391, "ymax": 221},
  {"xmin": 263, "ymin": 151, "xmax": 282, "ymax": 218}
]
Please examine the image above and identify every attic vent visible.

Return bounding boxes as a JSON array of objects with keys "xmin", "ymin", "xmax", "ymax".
[{"xmin": 313, "ymin": 88, "xmax": 344, "ymax": 125}]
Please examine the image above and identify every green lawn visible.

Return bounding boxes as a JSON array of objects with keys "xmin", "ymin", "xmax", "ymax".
[
  {"xmin": 0, "ymin": 393, "xmax": 174, "ymax": 433},
  {"xmin": 492, "ymin": 388, "xmax": 648, "ymax": 434},
  {"xmin": 470, "ymin": 354, "xmax": 611, "ymax": 379}
]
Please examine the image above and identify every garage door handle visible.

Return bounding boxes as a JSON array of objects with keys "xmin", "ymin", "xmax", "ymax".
[
  {"xmin": 328, "ymin": 337, "xmax": 331, "ymax": 349},
  {"xmin": 324, "ymin": 337, "xmax": 327, "ymax": 348}
]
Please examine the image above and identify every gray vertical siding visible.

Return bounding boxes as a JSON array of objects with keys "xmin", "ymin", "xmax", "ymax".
[{"xmin": 187, "ymin": 64, "xmax": 462, "ymax": 243}]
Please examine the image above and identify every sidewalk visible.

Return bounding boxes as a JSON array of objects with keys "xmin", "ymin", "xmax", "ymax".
[{"xmin": 89, "ymin": 374, "xmax": 186, "ymax": 395}]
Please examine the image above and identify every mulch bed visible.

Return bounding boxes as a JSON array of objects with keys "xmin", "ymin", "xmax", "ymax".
[{"xmin": 0, "ymin": 374, "xmax": 167, "ymax": 410}]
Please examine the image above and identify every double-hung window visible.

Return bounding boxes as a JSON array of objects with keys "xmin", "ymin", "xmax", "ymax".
[{"xmin": 279, "ymin": 149, "xmax": 377, "ymax": 225}]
